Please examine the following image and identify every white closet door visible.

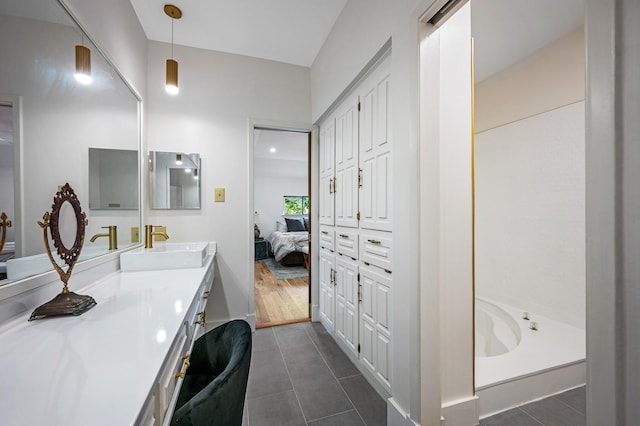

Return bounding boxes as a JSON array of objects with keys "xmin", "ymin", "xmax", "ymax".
[
  {"xmin": 319, "ymin": 248, "xmax": 336, "ymax": 330},
  {"xmin": 359, "ymin": 56, "xmax": 392, "ymax": 232},
  {"xmin": 319, "ymin": 120, "xmax": 335, "ymax": 226},
  {"xmin": 335, "ymin": 256, "xmax": 359, "ymax": 355},
  {"xmin": 359, "ymin": 263, "xmax": 392, "ymax": 392},
  {"xmin": 335, "ymin": 94, "xmax": 360, "ymax": 228}
]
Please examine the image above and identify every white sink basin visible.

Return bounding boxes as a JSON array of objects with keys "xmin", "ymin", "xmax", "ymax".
[{"xmin": 119, "ymin": 242, "xmax": 208, "ymax": 272}]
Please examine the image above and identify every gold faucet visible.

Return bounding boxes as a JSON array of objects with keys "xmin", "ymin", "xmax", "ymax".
[
  {"xmin": 145, "ymin": 225, "xmax": 169, "ymax": 248},
  {"xmin": 90, "ymin": 225, "xmax": 118, "ymax": 250}
]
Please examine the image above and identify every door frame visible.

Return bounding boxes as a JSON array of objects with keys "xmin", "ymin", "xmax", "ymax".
[{"xmin": 247, "ymin": 118, "xmax": 318, "ymax": 330}]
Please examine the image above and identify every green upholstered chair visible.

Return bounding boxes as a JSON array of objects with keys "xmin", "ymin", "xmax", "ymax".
[{"xmin": 171, "ymin": 320, "xmax": 252, "ymax": 426}]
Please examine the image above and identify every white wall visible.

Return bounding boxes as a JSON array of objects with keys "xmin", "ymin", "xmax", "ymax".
[
  {"xmin": 311, "ymin": 0, "xmax": 429, "ymax": 423},
  {"xmin": 254, "ymin": 173, "xmax": 308, "ymax": 238},
  {"xmin": 475, "ymin": 28, "xmax": 585, "ymax": 133},
  {"xmin": 475, "ymin": 102, "xmax": 586, "ymax": 329},
  {"xmin": 146, "ymin": 41, "xmax": 311, "ymax": 324},
  {"xmin": 474, "ymin": 30, "xmax": 586, "ymax": 329}
]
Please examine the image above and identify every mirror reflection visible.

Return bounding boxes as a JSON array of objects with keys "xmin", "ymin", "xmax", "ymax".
[
  {"xmin": 89, "ymin": 148, "xmax": 139, "ymax": 210},
  {"xmin": 149, "ymin": 151, "xmax": 201, "ymax": 209},
  {"xmin": 0, "ymin": 1, "xmax": 141, "ymax": 284}
]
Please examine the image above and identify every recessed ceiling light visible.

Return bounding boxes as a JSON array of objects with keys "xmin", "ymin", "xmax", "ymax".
[{"xmin": 269, "ymin": 147, "xmax": 276, "ymax": 153}]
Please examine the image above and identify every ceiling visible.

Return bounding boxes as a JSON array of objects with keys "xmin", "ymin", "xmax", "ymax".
[
  {"xmin": 128, "ymin": 0, "xmax": 583, "ymax": 74},
  {"xmin": 472, "ymin": 0, "xmax": 584, "ymax": 82},
  {"xmin": 254, "ymin": 129, "xmax": 308, "ymax": 162},
  {"xmin": 129, "ymin": 0, "xmax": 348, "ymax": 67}
]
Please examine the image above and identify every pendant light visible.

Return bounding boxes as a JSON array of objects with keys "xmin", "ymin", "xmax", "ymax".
[
  {"xmin": 164, "ymin": 4, "xmax": 182, "ymax": 95},
  {"xmin": 74, "ymin": 35, "xmax": 92, "ymax": 84},
  {"xmin": 175, "ymin": 153, "xmax": 183, "ymax": 165}
]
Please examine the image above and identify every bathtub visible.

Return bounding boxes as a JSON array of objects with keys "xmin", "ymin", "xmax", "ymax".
[{"xmin": 475, "ymin": 297, "xmax": 586, "ymax": 418}]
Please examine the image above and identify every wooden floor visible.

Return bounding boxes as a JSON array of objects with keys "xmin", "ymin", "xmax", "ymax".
[{"xmin": 254, "ymin": 260, "xmax": 310, "ymax": 328}]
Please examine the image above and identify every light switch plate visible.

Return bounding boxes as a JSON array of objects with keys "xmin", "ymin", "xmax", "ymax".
[
  {"xmin": 131, "ymin": 227, "xmax": 139, "ymax": 243},
  {"xmin": 215, "ymin": 188, "xmax": 225, "ymax": 202}
]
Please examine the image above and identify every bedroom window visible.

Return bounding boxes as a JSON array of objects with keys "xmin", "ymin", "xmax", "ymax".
[{"xmin": 283, "ymin": 196, "xmax": 309, "ymax": 215}]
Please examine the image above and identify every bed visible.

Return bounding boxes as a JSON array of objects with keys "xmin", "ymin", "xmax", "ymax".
[{"xmin": 266, "ymin": 217, "xmax": 309, "ymax": 266}]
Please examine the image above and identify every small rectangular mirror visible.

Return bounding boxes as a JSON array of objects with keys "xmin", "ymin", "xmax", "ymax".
[
  {"xmin": 149, "ymin": 151, "xmax": 201, "ymax": 209},
  {"xmin": 89, "ymin": 148, "xmax": 139, "ymax": 210}
]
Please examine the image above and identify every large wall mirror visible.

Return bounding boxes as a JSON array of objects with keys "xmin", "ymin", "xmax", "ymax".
[
  {"xmin": 0, "ymin": 0, "xmax": 142, "ymax": 284},
  {"xmin": 149, "ymin": 151, "xmax": 201, "ymax": 209}
]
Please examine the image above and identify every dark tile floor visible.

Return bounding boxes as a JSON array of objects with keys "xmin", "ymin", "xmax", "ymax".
[
  {"xmin": 480, "ymin": 386, "xmax": 586, "ymax": 426},
  {"xmin": 244, "ymin": 321, "xmax": 585, "ymax": 426},
  {"xmin": 245, "ymin": 322, "xmax": 387, "ymax": 426}
]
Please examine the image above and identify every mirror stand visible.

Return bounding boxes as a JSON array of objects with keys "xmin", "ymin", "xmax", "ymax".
[{"xmin": 29, "ymin": 184, "xmax": 96, "ymax": 321}]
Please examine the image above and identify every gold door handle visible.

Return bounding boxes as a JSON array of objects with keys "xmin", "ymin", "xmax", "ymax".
[
  {"xmin": 358, "ymin": 168, "xmax": 363, "ymax": 188},
  {"xmin": 202, "ymin": 291, "xmax": 210, "ymax": 299},
  {"xmin": 329, "ymin": 178, "xmax": 333, "ymax": 194},
  {"xmin": 175, "ymin": 354, "xmax": 191, "ymax": 378},
  {"xmin": 339, "ymin": 234, "xmax": 349, "ymax": 239},
  {"xmin": 194, "ymin": 311, "xmax": 206, "ymax": 326},
  {"xmin": 367, "ymin": 239, "xmax": 381, "ymax": 245},
  {"xmin": 321, "ymin": 231, "xmax": 329, "ymax": 235}
]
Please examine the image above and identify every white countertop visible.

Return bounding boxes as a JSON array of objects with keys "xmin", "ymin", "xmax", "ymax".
[{"xmin": 0, "ymin": 253, "xmax": 215, "ymax": 426}]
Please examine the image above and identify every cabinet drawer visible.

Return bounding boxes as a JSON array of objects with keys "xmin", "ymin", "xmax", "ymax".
[
  {"xmin": 360, "ymin": 232, "xmax": 392, "ymax": 271},
  {"xmin": 319, "ymin": 227, "xmax": 335, "ymax": 251},
  {"xmin": 156, "ymin": 331, "xmax": 189, "ymax": 423},
  {"xmin": 335, "ymin": 228, "xmax": 358, "ymax": 259}
]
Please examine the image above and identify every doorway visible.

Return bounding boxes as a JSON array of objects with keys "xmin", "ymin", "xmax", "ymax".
[{"xmin": 252, "ymin": 127, "xmax": 312, "ymax": 328}]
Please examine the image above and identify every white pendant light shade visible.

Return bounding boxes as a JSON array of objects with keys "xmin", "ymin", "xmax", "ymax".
[
  {"xmin": 75, "ymin": 45, "xmax": 92, "ymax": 85},
  {"xmin": 166, "ymin": 59, "xmax": 179, "ymax": 94}
]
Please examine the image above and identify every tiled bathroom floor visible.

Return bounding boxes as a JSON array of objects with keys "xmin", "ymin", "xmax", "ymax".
[
  {"xmin": 244, "ymin": 321, "xmax": 585, "ymax": 426},
  {"xmin": 245, "ymin": 322, "xmax": 387, "ymax": 426},
  {"xmin": 480, "ymin": 386, "xmax": 586, "ymax": 426}
]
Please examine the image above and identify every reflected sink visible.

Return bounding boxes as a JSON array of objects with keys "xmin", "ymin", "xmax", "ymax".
[{"xmin": 119, "ymin": 242, "xmax": 208, "ymax": 272}]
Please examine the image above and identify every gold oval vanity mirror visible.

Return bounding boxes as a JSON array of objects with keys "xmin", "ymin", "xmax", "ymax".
[
  {"xmin": 50, "ymin": 187, "xmax": 84, "ymax": 268},
  {"xmin": 29, "ymin": 183, "xmax": 96, "ymax": 321}
]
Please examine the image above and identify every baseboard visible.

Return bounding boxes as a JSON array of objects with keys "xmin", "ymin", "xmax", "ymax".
[
  {"xmin": 311, "ymin": 303, "xmax": 320, "ymax": 321},
  {"xmin": 387, "ymin": 397, "xmax": 421, "ymax": 426},
  {"xmin": 441, "ymin": 396, "xmax": 479, "ymax": 426}
]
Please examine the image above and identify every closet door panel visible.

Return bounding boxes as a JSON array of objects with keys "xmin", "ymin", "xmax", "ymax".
[
  {"xmin": 319, "ymin": 249, "xmax": 335, "ymax": 330},
  {"xmin": 335, "ymin": 256, "xmax": 358, "ymax": 355},
  {"xmin": 335, "ymin": 96, "xmax": 359, "ymax": 229}
]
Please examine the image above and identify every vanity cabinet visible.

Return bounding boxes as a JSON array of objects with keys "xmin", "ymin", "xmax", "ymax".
[{"xmin": 0, "ymin": 246, "xmax": 217, "ymax": 426}]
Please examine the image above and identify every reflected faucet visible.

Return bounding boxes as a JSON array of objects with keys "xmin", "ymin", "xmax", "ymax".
[
  {"xmin": 90, "ymin": 226, "xmax": 118, "ymax": 250},
  {"xmin": 145, "ymin": 225, "xmax": 169, "ymax": 249}
]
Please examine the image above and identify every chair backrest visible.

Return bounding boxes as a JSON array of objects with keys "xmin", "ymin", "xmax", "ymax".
[{"xmin": 171, "ymin": 320, "xmax": 252, "ymax": 426}]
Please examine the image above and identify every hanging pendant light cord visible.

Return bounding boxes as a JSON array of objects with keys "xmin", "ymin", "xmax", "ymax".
[{"xmin": 171, "ymin": 18, "xmax": 174, "ymax": 59}]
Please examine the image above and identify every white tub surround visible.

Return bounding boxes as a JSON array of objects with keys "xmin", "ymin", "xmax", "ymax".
[
  {"xmin": 0, "ymin": 244, "xmax": 217, "ymax": 426},
  {"xmin": 475, "ymin": 298, "xmax": 585, "ymax": 418}
]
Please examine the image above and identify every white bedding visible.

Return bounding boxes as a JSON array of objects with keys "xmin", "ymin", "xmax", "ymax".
[{"xmin": 267, "ymin": 231, "xmax": 309, "ymax": 262}]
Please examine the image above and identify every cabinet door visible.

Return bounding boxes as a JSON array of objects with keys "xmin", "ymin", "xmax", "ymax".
[
  {"xmin": 359, "ymin": 56, "xmax": 392, "ymax": 232},
  {"xmin": 319, "ymin": 120, "xmax": 335, "ymax": 226},
  {"xmin": 335, "ymin": 95, "xmax": 359, "ymax": 228},
  {"xmin": 359, "ymin": 263, "xmax": 392, "ymax": 392},
  {"xmin": 319, "ymin": 248, "xmax": 335, "ymax": 330},
  {"xmin": 335, "ymin": 256, "xmax": 359, "ymax": 355}
]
